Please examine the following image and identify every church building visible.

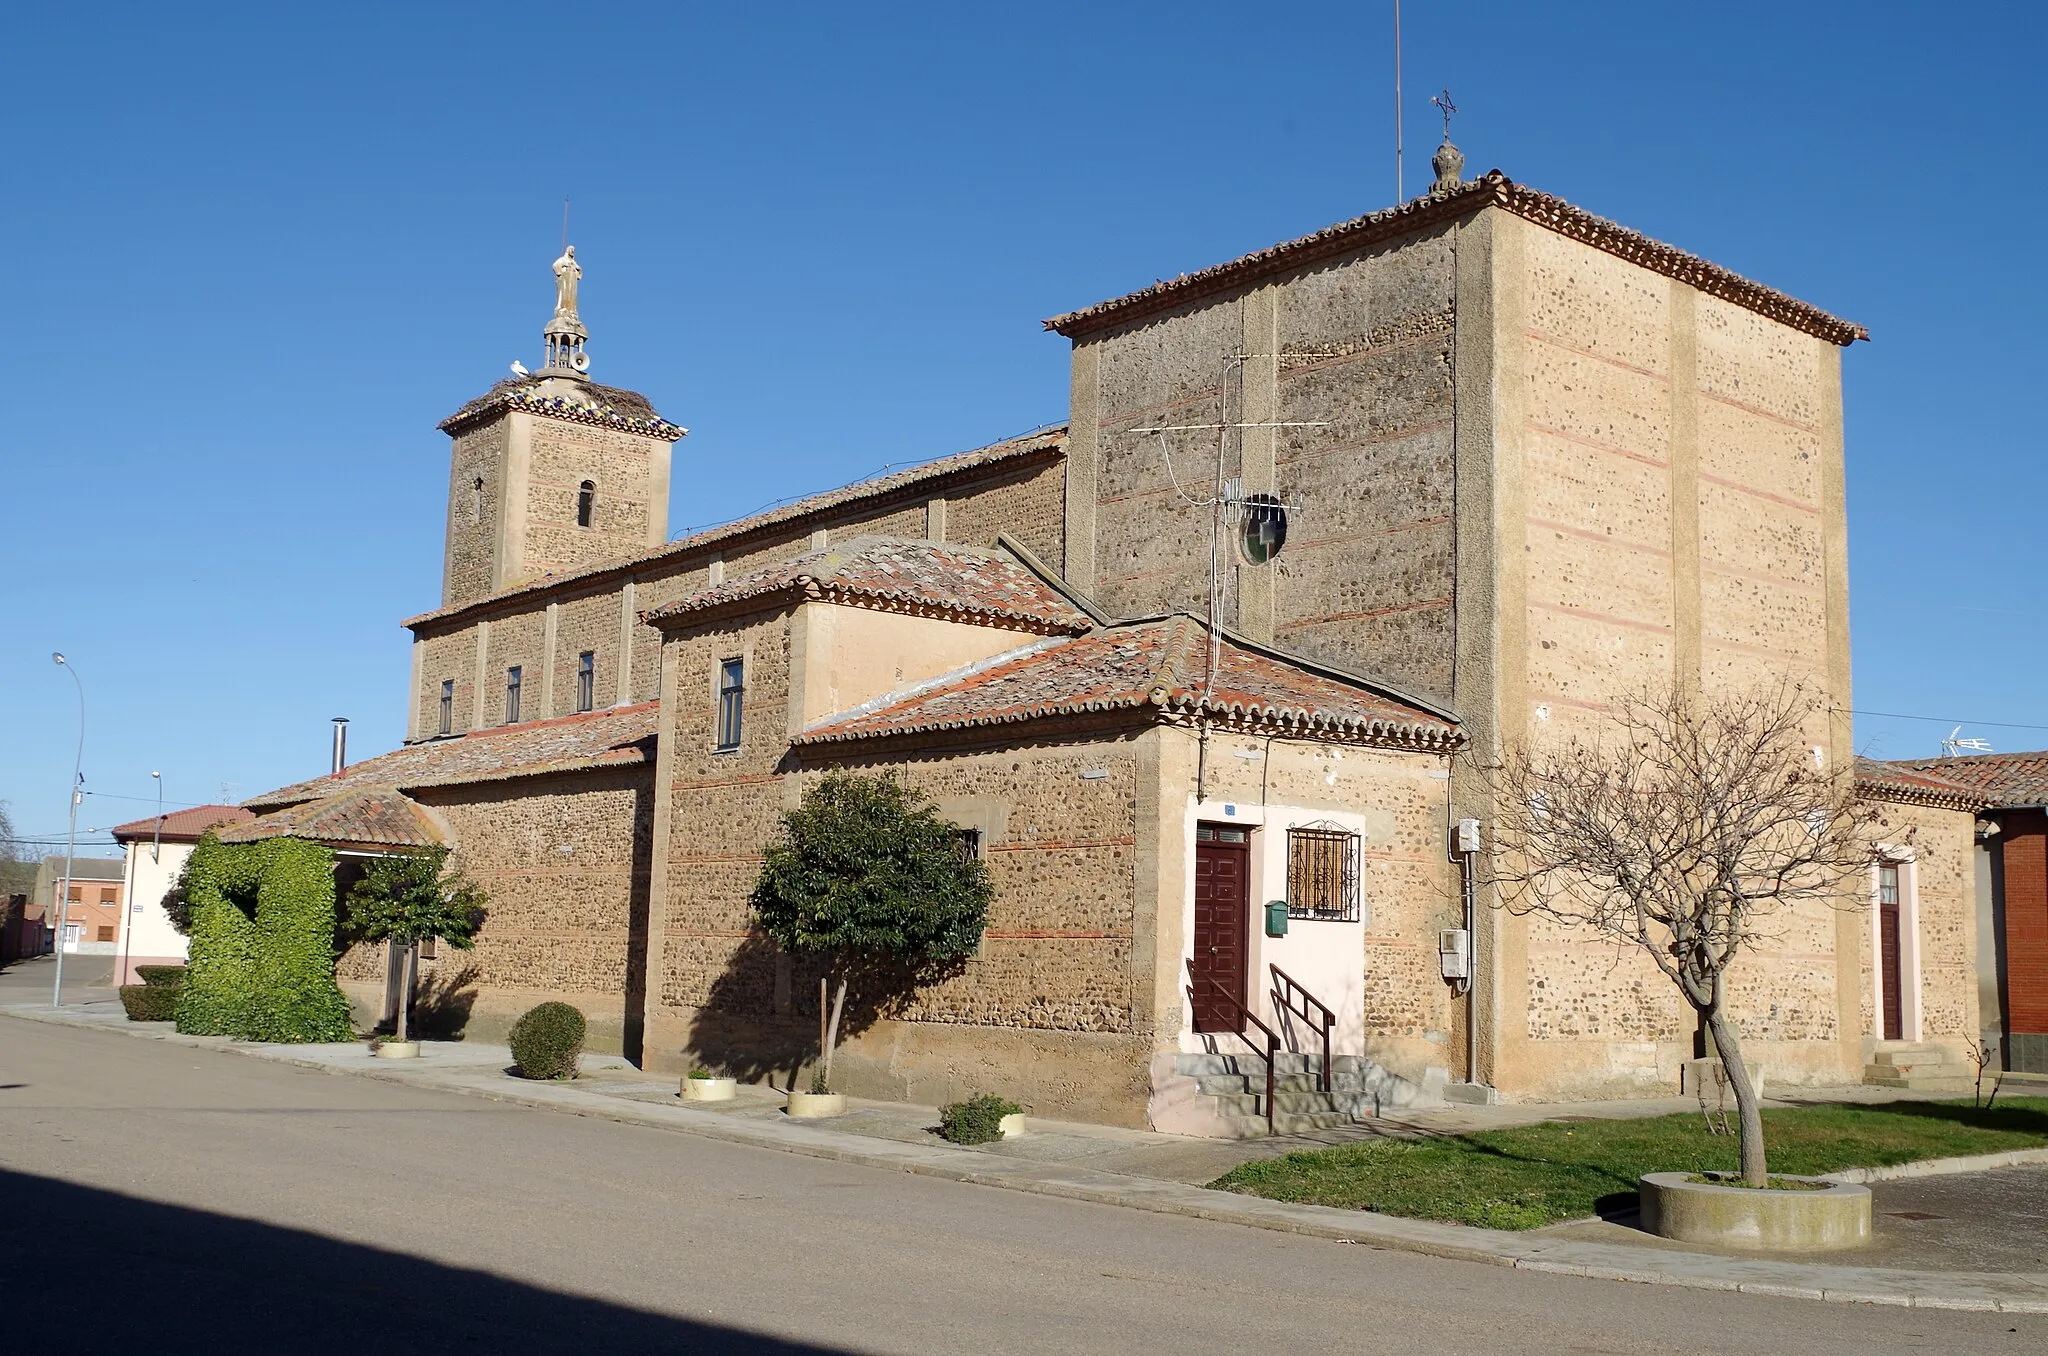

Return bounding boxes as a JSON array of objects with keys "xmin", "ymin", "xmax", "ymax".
[{"xmin": 238, "ymin": 149, "xmax": 1986, "ymax": 1129}]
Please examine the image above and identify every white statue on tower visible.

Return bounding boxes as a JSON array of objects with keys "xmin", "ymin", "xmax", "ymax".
[{"xmin": 552, "ymin": 245, "xmax": 581, "ymax": 320}]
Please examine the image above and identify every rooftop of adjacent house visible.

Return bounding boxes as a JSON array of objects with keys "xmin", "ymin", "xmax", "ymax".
[
  {"xmin": 244, "ymin": 702, "xmax": 659, "ymax": 810},
  {"xmin": 403, "ymin": 427, "xmax": 1067, "ymax": 631},
  {"xmin": 36, "ymin": 856, "xmax": 125, "ymax": 881},
  {"xmin": 220, "ymin": 789, "xmax": 448, "ymax": 851},
  {"xmin": 795, "ymin": 613, "xmax": 1461, "ymax": 750},
  {"xmin": 1854, "ymin": 756, "xmax": 1988, "ymax": 810},
  {"xmin": 1044, "ymin": 170, "xmax": 1867, "ymax": 347},
  {"xmin": 643, "ymin": 536, "xmax": 1093, "ymax": 635},
  {"xmin": 438, "ymin": 374, "xmax": 684, "ymax": 441},
  {"xmin": 1866, "ymin": 750, "xmax": 2048, "ymax": 810},
  {"xmin": 108, "ymin": 804, "xmax": 254, "ymax": 844}
]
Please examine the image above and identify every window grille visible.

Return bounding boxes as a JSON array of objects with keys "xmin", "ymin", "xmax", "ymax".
[
  {"xmin": 957, "ymin": 828, "xmax": 983, "ymax": 862},
  {"xmin": 1287, "ymin": 824, "xmax": 1360, "ymax": 922},
  {"xmin": 505, "ymin": 666, "xmax": 522, "ymax": 724},
  {"xmin": 715, "ymin": 658, "xmax": 745, "ymax": 750},
  {"xmin": 438, "ymin": 680, "xmax": 454, "ymax": 736},
  {"xmin": 576, "ymin": 652, "xmax": 595, "ymax": 713}
]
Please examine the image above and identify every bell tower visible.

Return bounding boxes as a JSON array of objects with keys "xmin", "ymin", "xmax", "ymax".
[{"xmin": 436, "ymin": 246, "xmax": 685, "ymax": 609}]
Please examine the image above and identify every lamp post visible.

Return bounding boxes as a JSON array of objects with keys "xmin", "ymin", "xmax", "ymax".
[{"xmin": 51, "ymin": 653, "xmax": 84, "ymax": 1009}]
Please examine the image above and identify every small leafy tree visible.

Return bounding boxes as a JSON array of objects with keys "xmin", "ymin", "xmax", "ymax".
[
  {"xmin": 752, "ymin": 774, "xmax": 992, "ymax": 1092},
  {"xmin": 1482, "ymin": 681, "xmax": 1874, "ymax": 1187},
  {"xmin": 345, "ymin": 845, "xmax": 487, "ymax": 1045}
]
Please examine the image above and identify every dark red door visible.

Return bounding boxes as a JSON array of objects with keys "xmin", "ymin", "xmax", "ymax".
[
  {"xmin": 1193, "ymin": 824, "xmax": 1251, "ymax": 1033},
  {"xmin": 1879, "ymin": 862, "xmax": 1903, "ymax": 1041}
]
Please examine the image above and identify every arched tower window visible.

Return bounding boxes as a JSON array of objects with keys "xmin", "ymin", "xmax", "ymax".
[
  {"xmin": 576, "ymin": 480, "xmax": 595, "ymax": 528},
  {"xmin": 472, "ymin": 477, "xmax": 484, "ymax": 525}
]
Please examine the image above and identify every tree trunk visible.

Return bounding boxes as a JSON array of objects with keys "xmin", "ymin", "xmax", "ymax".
[
  {"xmin": 1705, "ymin": 1005, "xmax": 1766, "ymax": 1186},
  {"xmin": 822, "ymin": 977, "xmax": 848, "ymax": 1092},
  {"xmin": 396, "ymin": 941, "xmax": 415, "ymax": 1044}
]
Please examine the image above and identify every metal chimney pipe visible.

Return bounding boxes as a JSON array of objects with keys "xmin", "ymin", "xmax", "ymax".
[{"xmin": 331, "ymin": 717, "xmax": 350, "ymax": 776}]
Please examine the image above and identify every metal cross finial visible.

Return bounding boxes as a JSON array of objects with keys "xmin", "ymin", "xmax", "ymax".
[{"xmin": 1431, "ymin": 88, "xmax": 1458, "ymax": 139}]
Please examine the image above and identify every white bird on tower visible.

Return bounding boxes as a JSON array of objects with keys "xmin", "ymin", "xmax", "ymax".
[{"xmin": 509, "ymin": 360, "xmax": 530, "ymax": 378}]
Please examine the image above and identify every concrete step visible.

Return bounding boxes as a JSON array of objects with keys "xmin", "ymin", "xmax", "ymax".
[
  {"xmin": 1219, "ymin": 1109, "xmax": 1355, "ymax": 1137},
  {"xmin": 1864, "ymin": 1071, "xmax": 1980, "ymax": 1092},
  {"xmin": 1868, "ymin": 1044, "xmax": 1959, "ymax": 1068},
  {"xmin": 1193, "ymin": 1072, "xmax": 1322, "ymax": 1096},
  {"xmin": 1204, "ymin": 1090, "xmax": 1350, "ymax": 1117},
  {"xmin": 1174, "ymin": 1051, "xmax": 1321, "ymax": 1079}
]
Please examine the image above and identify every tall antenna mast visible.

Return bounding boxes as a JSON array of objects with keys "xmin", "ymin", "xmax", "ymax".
[{"xmin": 1393, "ymin": 1, "xmax": 1403, "ymax": 202}]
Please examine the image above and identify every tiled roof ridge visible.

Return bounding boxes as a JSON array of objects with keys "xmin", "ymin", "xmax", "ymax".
[
  {"xmin": 1863, "ymin": 749, "xmax": 2048, "ymax": 810},
  {"xmin": 403, "ymin": 427, "xmax": 1067, "ymax": 632},
  {"xmin": 1853, "ymin": 756, "xmax": 1990, "ymax": 812},
  {"xmin": 439, "ymin": 377, "xmax": 684, "ymax": 441},
  {"xmin": 794, "ymin": 615, "xmax": 1460, "ymax": 752},
  {"xmin": 108, "ymin": 804, "xmax": 254, "ymax": 842},
  {"xmin": 1045, "ymin": 171, "xmax": 1867, "ymax": 348},
  {"xmin": 643, "ymin": 537, "xmax": 1091, "ymax": 636}
]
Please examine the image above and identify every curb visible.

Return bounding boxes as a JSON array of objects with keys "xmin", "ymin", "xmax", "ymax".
[{"xmin": 10, "ymin": 1004, "xmax": 2048, "ymax": 1314}]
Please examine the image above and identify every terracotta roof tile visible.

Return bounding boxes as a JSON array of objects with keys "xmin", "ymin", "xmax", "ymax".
[
  {"xmin": 438, "ymin": 376, "xmax": 683, "ymax": 441},
  {"xmin": 795, "ymin": 615, "xmax": 1459, "ymax": 750},
  {"xmin": 1864, "ymin": 751, "xmax": 2048, "ymax": 810},
  {"xmin": 403, "ymin": 428, "xmax": 1067, "ymax": 631},
  {"xmin": 219, "ymin": 789, "xmax": 447, "ymax": 850},
  {"xmin": 644, "ymin": 537, "xmax": 1092, "ymax": 634},
  {"xmin": 1045, "ymin": 172, "xmax": 1866, "ymax": 347},
  {"xmin": 108, "ymin": 805, "xmax": 254, "ymax": 843},
  {"xmin": 245, "ymin": 703, "xmax": 658, "ymax": 809}
]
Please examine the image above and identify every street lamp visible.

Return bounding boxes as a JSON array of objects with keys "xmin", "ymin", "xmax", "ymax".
[{"xmin": 50, "ymin": 653, "xmax": 85, "ymax": 1009}]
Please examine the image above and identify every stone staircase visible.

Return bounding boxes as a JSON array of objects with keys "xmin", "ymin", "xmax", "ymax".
[
  {"xmin": 1169, "ymin": 1051, "xmax": 1443, "ymax": 1137},
  {"xmin": 1864, "ymin": 1042, "xmax": 1977, "ymax": 1092}
]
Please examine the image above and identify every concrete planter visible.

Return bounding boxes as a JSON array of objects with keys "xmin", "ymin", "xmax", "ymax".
[
  {"xmin": 785, "ymin": 1092, "xmax": 846, "ymax": 1119},
  {"xmin": 1639, "ymin": 1171, "xmax": 1871, "ymax": 1251},
  {"xmin": 682, "ymin": 1076, "xmax": 737, "ymax": 1102},
  {"xmin": 999, "ymin": 1113, "xmax": 1027, "ymax": 1139},
  {"xmin": 373, "ymin": 1041, "xmax": 422, "ymax": 1060}
]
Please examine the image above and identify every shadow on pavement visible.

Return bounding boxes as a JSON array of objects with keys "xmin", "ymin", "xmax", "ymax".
[{"xmin": 0, "ymin": 1167, "xmax": 854, "ymax": 1354}]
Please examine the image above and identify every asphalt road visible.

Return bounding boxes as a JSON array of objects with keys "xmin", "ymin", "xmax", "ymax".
[{"xmin": 1, "ymin": 1017, "xmax": 2042, "ymax": 1355}]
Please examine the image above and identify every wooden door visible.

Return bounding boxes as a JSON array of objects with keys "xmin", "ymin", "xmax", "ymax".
[
  {"xmin": 1192, "ymin": 824, "xmax": 1251, "ymax": 1034},
  {"xmin": 1878, "ymin": 862, "xmax": 1903, "ymax": 1041}
]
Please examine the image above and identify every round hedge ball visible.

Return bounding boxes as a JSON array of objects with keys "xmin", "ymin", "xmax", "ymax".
[{"xmin": 508, "ymin": 1001, "xmax": 586, "ymax": 1080}]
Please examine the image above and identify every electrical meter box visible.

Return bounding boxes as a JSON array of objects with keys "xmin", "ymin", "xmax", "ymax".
[
  {"xmin": 1438, "ymin": 928, "xmax": 1472, "ymax": 980},
  {"xmin": 1454, "ymin": 819, "xmax": 1482, "ymax": 855},
  {"xmin": 1265, "ymin": 900, "xmax": 1289, "ymax": 937}
]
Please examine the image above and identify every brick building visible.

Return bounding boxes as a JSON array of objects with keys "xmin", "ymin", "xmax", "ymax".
[
  {"xmin": 32, "ymin": 856, "xmax": 126, "ymax": 955},
  {"xmin": 237, "ymin": 147, "xmax": 1985, "ymax": 1127}
]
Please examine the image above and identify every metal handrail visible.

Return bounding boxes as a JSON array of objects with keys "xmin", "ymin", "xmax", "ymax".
[
  {"xmin": 1186, "ymin": 958, "xmax": 1280, "ymax": 1134},
  {"xmin": 1269, "ymin": 964, "xmax": 1334, "ymax": 1095}
]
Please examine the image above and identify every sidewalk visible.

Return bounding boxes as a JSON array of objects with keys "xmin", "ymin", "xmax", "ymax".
[{"xmin": 8, "ymin": 998, "xmax": 2046, "ymax": 1312}]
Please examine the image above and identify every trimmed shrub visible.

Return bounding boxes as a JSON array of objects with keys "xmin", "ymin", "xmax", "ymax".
[
  {"xmin": 508, "ymin": 1002, "xmax": 585, "ymax": 1080},
  {"xmin": 119, "ymin": 983, "xmax": 180, "ymax": 1022},
  {"xmin": 135, "ymin": 965, "xmax": 186, "ymax": 988},
  {"xmin": 175, "ymin": 834, "xmax": 353, "ymax": 1043},
  {"xmin": 937, "ymin": 1094, "xmax": 1022, "ymax": 1145}
]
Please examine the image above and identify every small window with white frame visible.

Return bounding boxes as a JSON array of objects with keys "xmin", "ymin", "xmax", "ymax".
[
  {"xmin": 715, "ymin": 657, "xmax": 745, "ymax": 751},
  {"xmin": 1286, "ymin": 823, "xmax": 1361, "ymax": 922}
]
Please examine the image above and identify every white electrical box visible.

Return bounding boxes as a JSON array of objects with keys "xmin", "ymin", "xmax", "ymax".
[
  {"xmin": 1454, "ymin": 818, "xmax": 1481, "ymax": 854},
  {"xmin": 1438, "ymin": 928, "xmax": 1472, "ymax": 980}
]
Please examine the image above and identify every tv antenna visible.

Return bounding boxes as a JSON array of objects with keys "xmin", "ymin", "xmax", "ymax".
[
  {"xmin": 1941, "ymin": 726, "xmax": 1994, "ymax": 757},
  {"xmin": 1122, "ymin": 354, "xmax": 1325, "ymax": 708}
]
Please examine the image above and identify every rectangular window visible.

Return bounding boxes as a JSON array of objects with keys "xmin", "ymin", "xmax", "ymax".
[
  {"xmin": 99, "ymin": 888, "xmax": 116, "ymax": 905},
  {"xmin": 576, "ymin": 652, "xmax": 595, "ymax": 713},
  {"xmin": 96, "ymin": 925, "xmax": 115, "ymax": 942},
  {"xmin": 67, "ymin": 886, "xmax": 82, "ymax": 903},
  {"xmin": 715, "ymin": 657, "xmax": 745, "ymax": 751},
  {"xmin": 1287, "ymin": 824, "xmax": 1361, "ymax": 922},
  {"xmin": 439, "ymin": 679, "xmax": 454, "ymax": 736},
  {"xmin": 419, "ymin": 935, "xmax": 439, "ymax": 961},
  {"xmin": 957, "ymin": 828, "xmax": 983, "ymax": 862},
  {"xmin": 505, "ymin": 666, "xmax": 522, "ymax": 724}
]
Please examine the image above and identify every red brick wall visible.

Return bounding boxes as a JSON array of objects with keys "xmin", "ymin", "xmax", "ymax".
[{"xmin": 2004, "ymin": 810, "xmax": 2048, "ymax": 1036}]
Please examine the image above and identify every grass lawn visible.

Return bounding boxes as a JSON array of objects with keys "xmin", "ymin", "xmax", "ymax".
[{"xmin": 1209, "ymin": 1096, "xmax": 2048, "ymax": 1231}]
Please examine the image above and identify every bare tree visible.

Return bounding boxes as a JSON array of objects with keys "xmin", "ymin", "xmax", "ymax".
[
  {"xmin": 0, "ymin": 802, "xmax": 21, "ymax": 863},
  {"xmin": 1480, "ymin": 681, "xmax": 1875, "ymax": 1186}
]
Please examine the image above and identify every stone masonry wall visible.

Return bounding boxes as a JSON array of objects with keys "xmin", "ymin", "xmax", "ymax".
[
  {"xmin": 1857, "ymin": 799, "xmax": 1980, "ymax": 1057},
  {"xmin": 336, "ymin": 765, "xmax": 655, "ymax": 1057},
  {"xmin": 1071, "ymin": 224, "xmax": 1460, "ymax": 703},
  {"xmin": 408, "ymin": 454, "xmax": 1066, "ymax": 743},
  {"xmin": 521, "ymin": 419, "xmax": 664, "ymax": 583},
  {"xmin": 442, "ymin": 422, "xmax": 506, "ymax": 608}
]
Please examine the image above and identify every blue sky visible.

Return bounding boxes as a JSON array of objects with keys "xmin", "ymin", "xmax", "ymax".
[{"xmin": 3, "ymin": 2, "xmax": 2042, "ymax": 854}]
